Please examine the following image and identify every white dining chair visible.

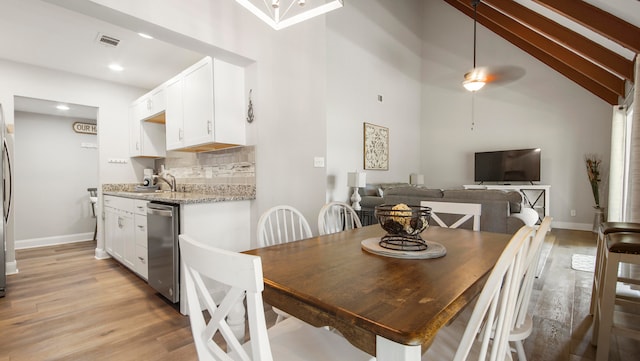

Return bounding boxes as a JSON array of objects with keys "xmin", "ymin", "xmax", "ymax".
[
  {"xmin": 257, "ymin": 205, "xmax": 313, "ymax": 323},
  {"xmin": 179, "ymin": 234, "xmax": 374, "ymax": 361},
  {"xmin": 421, "ymin": 201, "xmax": 482, "ymax": 231},
  {"xmin": 257, "ymin": 205, "xmax": 313, "ymax": 247},
  {"xmin": 421, "ymin": 226, "xmax": 535, "ymax": 361},
  {"xmin": 508, "ymin": 216, "xmax": 553, "ymax": 361},
  {"xmin": 317, "ymin": 201, "xmax": 362, "ymax": 235}
]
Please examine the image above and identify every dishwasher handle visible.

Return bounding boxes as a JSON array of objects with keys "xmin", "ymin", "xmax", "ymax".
[{"xmin": 147, "ymin": 204, "xmax": 175, "ymax": 217}]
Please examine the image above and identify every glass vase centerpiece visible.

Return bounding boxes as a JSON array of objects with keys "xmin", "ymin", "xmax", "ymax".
[{"xmin": 375, "ymin": 204, "xmax": 431, "ymax": 251}]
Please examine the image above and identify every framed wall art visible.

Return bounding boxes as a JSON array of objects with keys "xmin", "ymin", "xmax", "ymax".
[{"xmin": 363, "ymin": 122, "xmax": 389, "ymax": 170}]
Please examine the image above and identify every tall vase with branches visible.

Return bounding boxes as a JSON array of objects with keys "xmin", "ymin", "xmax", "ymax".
[
  {"xmin": 585, "ymin": 155, "xmax": 601, "ymax": 208},
  {"xmin": 585, "ymin": 154, "xmax": 604, "ymax": 232}
]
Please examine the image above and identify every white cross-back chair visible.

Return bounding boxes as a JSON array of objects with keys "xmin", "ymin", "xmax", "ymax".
[
  {"xmin": 317, "ymin": 201, "xmax": 362, "ymax": 235},
  {"xmin": 508, "ymin": 216, "xmax": 553, "ymax": 361},
  {"xmin": 257, "ymin": 205, "xmax": 313, "ymax": 323},
  {"xmin": 179, "ymin": 234, "xmax": 374, "ymax": 361},
  {"xmin": 421, "ymin": 226, "xmax": 535, "ymax": 361},
  {"xmin": 257, "ymin": 205, "xmax": 313, "ymax": 247},
  {"xmin": 421, "ymin": 201, "xmax": 482, "ymax": 231}
]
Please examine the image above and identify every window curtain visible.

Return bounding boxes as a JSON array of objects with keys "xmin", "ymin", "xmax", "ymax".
[
  {"xmin": 608, "ymin": 105, "xmax": 627, "ymax": 222},
  {"xmin": 628, "ymin": 55, "xmax": 640, "ymax": 222},
  {"xmin": 621, "ymin": 55, "xmax": 639, "ymax": 289}
]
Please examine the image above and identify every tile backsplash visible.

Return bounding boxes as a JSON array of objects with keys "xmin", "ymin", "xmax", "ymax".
[{"xmin": 154, "ymin": 146, "xmax": 255, "ymax": 193}]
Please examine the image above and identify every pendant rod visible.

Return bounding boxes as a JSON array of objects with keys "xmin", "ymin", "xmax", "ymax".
[{"xmin": 472, "ymin": 0, "xmax": 479, "ymax": 68}]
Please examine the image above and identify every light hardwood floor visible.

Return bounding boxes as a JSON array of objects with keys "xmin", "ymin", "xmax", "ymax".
[{"xmin": 0, "ymin": 229, "xmax": 638, "ymax": 360}]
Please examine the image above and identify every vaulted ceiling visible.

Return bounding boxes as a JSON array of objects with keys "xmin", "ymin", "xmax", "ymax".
[{"xmin": 444, "ymin": 0, "xmax": 640, "ymax": 105}]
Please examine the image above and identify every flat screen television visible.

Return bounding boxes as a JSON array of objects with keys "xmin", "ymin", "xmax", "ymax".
[{"xmin": 474, "ymin": 148, "xmax": 541, "ymax": 183}]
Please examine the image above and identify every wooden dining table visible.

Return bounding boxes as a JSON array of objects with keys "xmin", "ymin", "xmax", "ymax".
[{"xmin": 243, "ymin": 224, "xmax": 512, "ymax": 361}]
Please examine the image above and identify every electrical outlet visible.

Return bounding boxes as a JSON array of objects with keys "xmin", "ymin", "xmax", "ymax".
[
  {"xmin": 570, "ymin": 209, "xmax": 576, "ymax": 217},
  {"xmin": 313, "ymin": 157, "xmax": 325, "ymax": 168}
]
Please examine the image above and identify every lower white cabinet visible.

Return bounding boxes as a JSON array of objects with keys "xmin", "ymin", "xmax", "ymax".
[
  {"xmin": 133, "ymin": 200, "xmax": 149, "ymax": 280},
  {"xmin": 104, "ymin": 206, "xmax": 117, "ymax": 258},
  {"xmin": 104, "ymin": 196, "xmax": 148, "ymax": 280}
]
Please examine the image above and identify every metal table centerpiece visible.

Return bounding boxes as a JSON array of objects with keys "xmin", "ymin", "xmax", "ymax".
[{"xmin": 374, "ymin": 204, "xmax": 431, "ymax": 251}]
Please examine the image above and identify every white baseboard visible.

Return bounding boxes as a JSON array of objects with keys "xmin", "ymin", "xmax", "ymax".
[
  {"xmin": 5, "ymin": 260, "xmax": 18, "ymax": 275},
  {"xmin": 553, "ymin": 221, "xmax": 593, "ymax": 232},
  {"xmin": 15, "ymin": 232, "xmax": 94, "ymax": 249},
  {"xmin": 94, "ymin": 247, "xmax": 111, "ymax": 260}
]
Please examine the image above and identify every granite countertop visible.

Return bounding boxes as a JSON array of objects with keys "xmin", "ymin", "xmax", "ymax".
[
  {"xmin": 102, "ymin": 183, "xmax": 255, "ymax": 205},
  {"xmin": 103, "ymin": 191, "xmax": 254, "ymax": 204}
]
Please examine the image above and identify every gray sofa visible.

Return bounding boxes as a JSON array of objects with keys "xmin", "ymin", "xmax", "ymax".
[{"xmin": 359, "ymin": 184, "xmax": 528, "ymax": 234}]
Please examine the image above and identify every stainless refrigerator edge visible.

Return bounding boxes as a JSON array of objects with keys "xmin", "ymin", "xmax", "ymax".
[{"xmin": 0, "ymin": 104, "xmax": 6, "ymax": 297}]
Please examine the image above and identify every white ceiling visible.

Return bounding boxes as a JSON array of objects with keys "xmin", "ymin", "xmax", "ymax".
[
  {"xmin": 516, "ymin": 0, "xmax": 640, "ymax": 61},
  {"xmin": 0, "ymin": 0, "xmax": 202, "ymax": 91},
  {"xmin": 0, "ymin": 0, "xmax": 638, "ymax": 119},
  {"xmin": 0, "ymin": 0, "xmax": 203, "ymax": 118},
  {"xmin": 2, "ymin": 0, "xmax": 639, "ymax": 90}
]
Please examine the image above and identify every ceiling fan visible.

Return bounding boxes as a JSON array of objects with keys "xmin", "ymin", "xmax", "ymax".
[{"xmin": 463, "ymin": 0, "xmax": 525, "ymax": 91}]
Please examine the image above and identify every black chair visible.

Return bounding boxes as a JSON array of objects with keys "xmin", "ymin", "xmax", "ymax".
[{"xmin": 87, "ymin": 187, "xmax": 97, "ymax": 241}]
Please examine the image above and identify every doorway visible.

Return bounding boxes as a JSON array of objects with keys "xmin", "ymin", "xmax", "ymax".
[{"xmin": 12, "ymin": 96, "xmax": 98, "ymax": 248}]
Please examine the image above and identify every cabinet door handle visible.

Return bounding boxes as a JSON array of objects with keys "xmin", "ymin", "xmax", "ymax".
[
  {"xmin": 138, "ymin": 256, "xmax": 146, "ymax": 264},
  {"xmin": 136, "ymin": 141, "xmax": 140, "ymax": 150},
  {"xmin": 179, "ymin": 128, "xmax": 184, "ymax": 140},
  {"xmin": 118, "ymin": 217, "xmax": 124, "ymax": 228},
  {"xmin": 207, "ymin": 120, "xmax": 212, "ymax": 134},
  {"xmin": 137, "ymin": 225, "xmax": 145, "ymax": 230}
]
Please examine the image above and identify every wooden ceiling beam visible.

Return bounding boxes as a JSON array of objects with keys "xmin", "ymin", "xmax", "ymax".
[
  {"xmin": 533, "ymin": 0, "xmax": 640, "ymax": 54},
  {"xmin": 443, "ymin": 0, "xmax": 620, "ymax": 105},
  {"xmin": 485, "ymin": 0, "xmax": 634, "ymax": 81}
]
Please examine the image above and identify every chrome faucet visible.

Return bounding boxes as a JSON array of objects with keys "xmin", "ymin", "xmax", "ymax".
[{"xmin": 153, "ymin": 172, "xmax": 177, "ymax": 192}]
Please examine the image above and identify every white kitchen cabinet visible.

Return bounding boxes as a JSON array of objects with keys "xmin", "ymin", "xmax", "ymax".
[
  {"xmin": 103, "ymin": 196, "xmax": 142, "ymax": 277},
  {"xmin": 121, "ymin": 212, "xmax": 135, "ymax": 270},
  {"xmin": 178, "ymin": 200, "xmax": 250, "ymax": 314},
  {"xmin": 130, "ymin": 88, "xmax": 167, "ymax": 158},
  {"xmin": 133, "ymin": 200, "xmax": 149, "ymax": 280},
  {"xmin": 104, "ymin": 206, "xmax": 117, "ymax": 257},
  {"xmin": 165, "ymin": 76, "xmax": 184, "ymax": 150},
  {"xmin": 165, "ymin": 57, "xmax": 246, "ymax": 151}
]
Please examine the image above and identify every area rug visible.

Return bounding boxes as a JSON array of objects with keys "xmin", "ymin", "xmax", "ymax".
[{"xmin": 571, "ymin": 254, "xmax": 595, "ymax": 272}]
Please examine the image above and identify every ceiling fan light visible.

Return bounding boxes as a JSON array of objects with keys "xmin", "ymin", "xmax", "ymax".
[{"xmin": 463, "ymin": 79, "xmax": 486, "ymax": 91}]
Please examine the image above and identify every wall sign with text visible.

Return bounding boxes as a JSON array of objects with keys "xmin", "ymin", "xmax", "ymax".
[{"xmin": 73, "ymin": 122, "xmax": 97, "ymax": 135}]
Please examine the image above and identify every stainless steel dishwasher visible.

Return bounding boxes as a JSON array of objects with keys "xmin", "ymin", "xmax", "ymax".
[{"xmin": 147, "ymin": 202, "xmax": 180, "ymax": 303}]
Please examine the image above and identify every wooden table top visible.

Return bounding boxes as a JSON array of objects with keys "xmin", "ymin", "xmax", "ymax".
[{"xmin": 244, "ymin": 225, "xmax": 511, "ymax": 356}]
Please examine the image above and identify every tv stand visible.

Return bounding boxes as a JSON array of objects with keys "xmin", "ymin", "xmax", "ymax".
[{"xmin": 463, "ymin": 184, "xmax": 550, "ymax": 223}]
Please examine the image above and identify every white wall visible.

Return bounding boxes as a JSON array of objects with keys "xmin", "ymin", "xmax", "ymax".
[
  {"xmin": 36, "ymin": 0, "xmax": 613, "ymax": 235},
  {"xmin": 420, "ymin": 0, "xmax": 612, "ymax": 230},
  {"xmin": 75, "ymin": 0, "xmax": 330, "ymax": 239},
  {"xmin": 14, "ymin": 111, "xmax": 97, "ymax": 247},
  {"xmin": 0, "ymin": 59, "xmax": 146, "ymax": 265},
  {"xmin": 326, "ymin": 0, "xmax": 423, "ymax": 203}
]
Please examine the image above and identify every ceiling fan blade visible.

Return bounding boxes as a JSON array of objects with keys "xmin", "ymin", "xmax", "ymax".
[{"xmin": 476, "ymin": 65, "xmax": 526, "ymax": 85}]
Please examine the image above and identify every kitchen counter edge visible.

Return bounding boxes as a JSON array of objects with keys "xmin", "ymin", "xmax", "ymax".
[{"xmin": 103, "ymin": 191, "xmax": 255, "ymax": 205}]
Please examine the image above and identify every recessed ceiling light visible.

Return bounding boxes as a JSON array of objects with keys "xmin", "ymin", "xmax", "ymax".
[
  {"xmin": 108, "ymin": 63, "xmax": 124, "ymax": 72},
  {"xmin": 56, "ymin": 105, "xmax": 70, "ymax": 111},
  {"xmin": 138, "ymin": 32, "xmax": 154, "ymax": 39}
]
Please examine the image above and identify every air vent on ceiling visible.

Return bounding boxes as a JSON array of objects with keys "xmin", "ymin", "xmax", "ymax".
[{"xmin": 96, "ymin": 33, "xmax": 120, "ymax": 47}]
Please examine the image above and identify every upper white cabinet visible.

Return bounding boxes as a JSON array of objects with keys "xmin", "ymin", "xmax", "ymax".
[
  {"xmin": 165, "ymin": 77, "xmax": 184, "ymax": 151},
  {"xmin": 130, "ymin": 87, "xmax": 167, "ymax": 158},
  {"xmin": 165, "ymin": 57, "xmax": 246, "ymax": 151}
]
